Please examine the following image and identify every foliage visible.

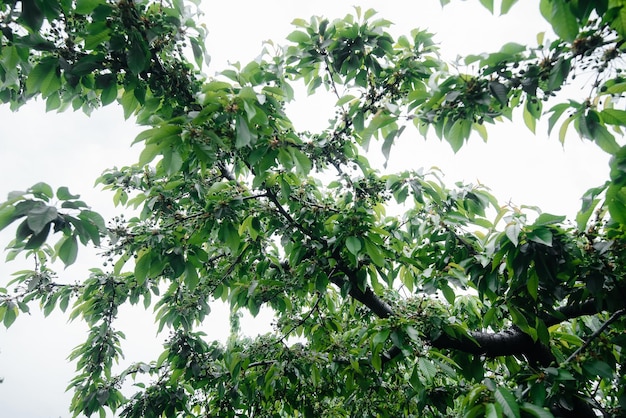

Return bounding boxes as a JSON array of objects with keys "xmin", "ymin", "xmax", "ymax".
[{"xmin": 1, "ymin": 0, "xmax": 626, "ymax": 417}]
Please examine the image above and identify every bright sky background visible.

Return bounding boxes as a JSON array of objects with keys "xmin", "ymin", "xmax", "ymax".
[{"xmin": 0, "ymin": 1, "xmax": 612, "ymax": 417}]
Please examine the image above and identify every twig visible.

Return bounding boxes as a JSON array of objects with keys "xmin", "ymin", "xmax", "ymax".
[{"xmin": 563, "ymin": 308, "xmax": 626, "ymax": 365}]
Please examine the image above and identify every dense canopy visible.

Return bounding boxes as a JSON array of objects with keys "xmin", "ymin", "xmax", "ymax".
[{"xmin": 1, "ymin": 0, "xmax": 626, "ymax": 417}]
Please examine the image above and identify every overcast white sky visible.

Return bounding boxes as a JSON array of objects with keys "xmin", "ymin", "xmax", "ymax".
[{"xmin": 0, "ymin": 1, "xmax": 612, "ymax": 417}]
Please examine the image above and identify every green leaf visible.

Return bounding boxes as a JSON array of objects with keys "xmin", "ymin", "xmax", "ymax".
[
  {"xmin": 373, "ymin": 328, "xmax": 390, "ymax": 347},
  {"xmin": 0, "ymin": 206, "xmax": 17, "ymax": 231},
  {"xmin": 501, "ymin": 0, "xmax": 518, "ymax": 14},
  {"xmin": 547, "ymin": 103, "xmax": 570, "ymax": 135},
  {"xmin": 24, "ymin": 223, "xmax": 50, "ymax": 249},
  {"xmin": 526, "ymin": 273, "xmax": 538, "ymax": 300},
  {"xmin": 533, "ymin": 213, "xmax": 566, "ymax": 227},
  {"xmin": 527, "ymin": 227, "xmax": 553, "ymax": 246},
  {"xmin": 101, "ymin": 82, "xmax": 118, "ymax": 106},
  {"xmin": 29, "ymin": 182, "xmax": 54, "ymax": 200},
  {"xmin": 127, "ymin": 30, "xmax": 150, "ymax": 74},
  {"xmin": 57, "ymin": 186, "xmax": 80, "ymax": 201},
  {"xmin": 133, "ymin": 124, "xmax": 182, "ymax": 145},
  {"xmin": 523, "ymin": 100, "xmax": 538, "ymax": 133},
  {"xmin": 134, "ymin": 250, "xmax": 151, "ymax": 286},
  {"xmin": 346, "ymin": 236, "xmax": 362, "ymax": 256},
  {"xmin": 489, "ymin": 80, "xmax": 509, "ymax": 106},
  {"xmin": 479, "ymin": 0, "xmax": 494, "ymax": 13},
  {"xmin": 75, "ymin": 0, "xmax": 102, "ymax": 15},
  {"xmin": 548, "ymin": 0, "xmax": 579, "ymax": 42},
  {"xmin": 235, "ymin": 114, "xmax": 254, "ymax": 148},
  {"xmin": 20, "ymin": 0, "xmax": 44, "ymax": 31},
  {"xmin": 485, "ymin": 403, "xmax": 500, "ymax": 418},
  {"xmin": 600, "ymin": 108, "xmax": 626, "ymax": 126},
  {"xmin": 608, "ymin": 2, "xmax": 626, "ymax": 38},
  {"xmin": 495, "ymin": 387, "xmax": 520, "ymax": 418},
  {"xmin": 219, "ymin": 222, "xmax": 240, "ymax": 254},
  {"xmin": 505, "ymin": 221, "xmax": 521, "ymax": 246},
  {"xmin": 291, "ymin": 148, "xmax": 312, "ymax": 175},
  {"xmin": 440, "ymin": 282, "xmax": 455, "ymax": 304},
  {"xmin": 3, "ymin": 303, "xmax": 17, "ymax": 328},
  {"xmin": 184, "ymin": 262, "xmax": 199, "ymax": 290},
  {"xmin": 26, "ymin": 205, "xmax": 57, "ymax": 234},
  {"xmin": 363, "ymin": 237, "xmax": 385, "ymax": 267},
  {"xmin": 25, "ymin": 58, "xmax": 60, "ymax": 97},
  {"xmin": 520, "ymin": 403, "xmax": 554, "ymax": 418},
  {"xmin": 582, "ymin": 359, "xmax": 615, "ymax": 379},
  {"xmin": 162, "ymin": 149, "xmax": 183, "ymax": 176},
  {"xmin": 58, "ymin": 234, "xmax": 78, "ymax": 266},
  {"xmin": 446, "ymin": 119, "xmax": 470, "ymax": 152},
  {"xmin": 286, "ymin": 30, "xmax": 310, "ymax": 44},
  {"xmin": 592, "ymin": 124, "xmax": 620, "ymax": 154}
]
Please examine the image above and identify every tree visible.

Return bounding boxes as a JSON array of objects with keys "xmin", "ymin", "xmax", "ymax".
[{"xmin": 1, "ymin": 0, "xmax": 626, "ymax": 416}]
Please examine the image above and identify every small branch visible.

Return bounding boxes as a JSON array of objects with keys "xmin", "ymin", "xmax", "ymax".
[
  {"xmin": 279, "ymin": 292, "xmax": 322, "ymax": 344},
  {"xmin": 563, "ymin": 308, "xmax": 626, "ymax": 365}
]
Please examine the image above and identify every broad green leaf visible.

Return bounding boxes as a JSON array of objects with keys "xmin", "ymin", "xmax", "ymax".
[
  {"xmin": 495, "ymin": 387, "xmax": 520, "ymax": 418},
  {"xmin": 608, "ymin": 2, "xmax": 626, "ymax": 38},
  {"xmin": 440, "ymin": 282, "xmax": 455, "ymax": 304},
  {"xmin": 592, "ymin": 124, "xmax": 621, "ymax": 154},
  {"xmin": 26, "ymin": 205, "xmax": 57, "ymax": 234},
  {"xmin": 291, "ymin": 148, "xmax": 312, "ymax": 175},
  {"xmin": 582, "ymin": 359, "xmax": 615, "ymax": 379},
  {"xmin": 58, "ymin": 234, "xmax": 78, "ymax": 266},
  {"xmin": 526, "ymin": 273, "xmax": 538, "ymax": 300},
  {"xmin": 346, "ymin": 236, "xmax": 362, "ymax": 255},
  {"xmin": 56, "ymin": 186, "xmax": 80, "ymax": 201},
  {"xmin": 29, "ymin": 182, "xmax": 54, "ymax": 200},
  {"xmin": 101, "ymin": 83, "xmax": 118, "ymax": 106},
  {"xmin": 523, "ymin": 100, "xmax": 540, "ymax": 133},
  {"xmin": 485, "ymin": 403, "xmax": 500, "ymax": 418},
  {"xmin": 547, "ymin": 103, "xmax": 570, "ymax": 135},
  {"xmin": 3, "ymin": 303, "xmax": 17, "ymax": 328},
  {"xmin": 134, "ymin": 250, "xmax": 151, "ymax": 286},
  {"xmin": 489, "ymin": 80, "xmax": 508, "ymax": 106},
  {"xmin": 138, "ymin": 144, "xmax": 161, "ymax": 167},
  {"xmin": 184, "ymin": 262, "xmax": 199, "ymax": 290},
  {"xmin": 25, "ymin": 58, "xmax": 60, "ymax": 97},
  {"xmin": 286, "ymin": 30, "xmax": 310, "ymax": 44},
  {"xmin": 127, "ymin": 30, "xmax": 150, "ymax": 74},
  {"xmin": 120, "ymin": 89, "xmax": 139, "ymax": 119},
  {"xmin": 75, "ymin": 0, "xmax": 102, "ymax": 15},
  {"xmin": 447, "ymin": 119, "xmax": 470, "ymax": 152},
  {"xmin": 505, "ymin": 221, "xmax": 521, "ymax": 246},
  {"xmin": 527, "ymin": 227, "xmax": 553, "ymax": 246},
  {"xmin": 133, "ymin": 124, "xmax": 182, "ymax": 145},
  {"xmin": 162, "ymin": 149, "xmax": 183, "ymax": 176},
  {"xmin": 0, "ymin": 206, "xmax": 16, "ymax": 231},
  {"xmin": 532, "ymin": 213, "xmax": 566, "ymax": 226},
  {"xmin": 363, "ymin": 237, "xmax": 385, "ymax": 267},
  {"xmin": 548, "ymin": 0, "xmax": 579, "ymax": 42},
  {"xmin": 479, "ymin": 0, "xmax": 494, "ymax": 13},
  {"xmin": 520, "ymin": 403, "xmax": 554, "ymax": 418},
  {"xmin": 373, "ymin": 328, "xmax": 390, "ymax": 347},
  {"xmin": 235, "ymin": 114, "xmax": 254, "ymax": 148},
  {"xmin": 24, "ymin": 223, "xmax": 50, "ymax": 249},
  {"xmin": 20, "ymin": 0, "xmax": 44, "ymax": 31},
  {"xmin": 219, "ymin": 222, "xmax": 240, "ymax": 254},
  {"xmin": 501, "ymin": 0, "xmax": 518, "ymax": 14},
  {"xmin": 601, "ymin": 108, "xmax": 626, "ymax": 126}
]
